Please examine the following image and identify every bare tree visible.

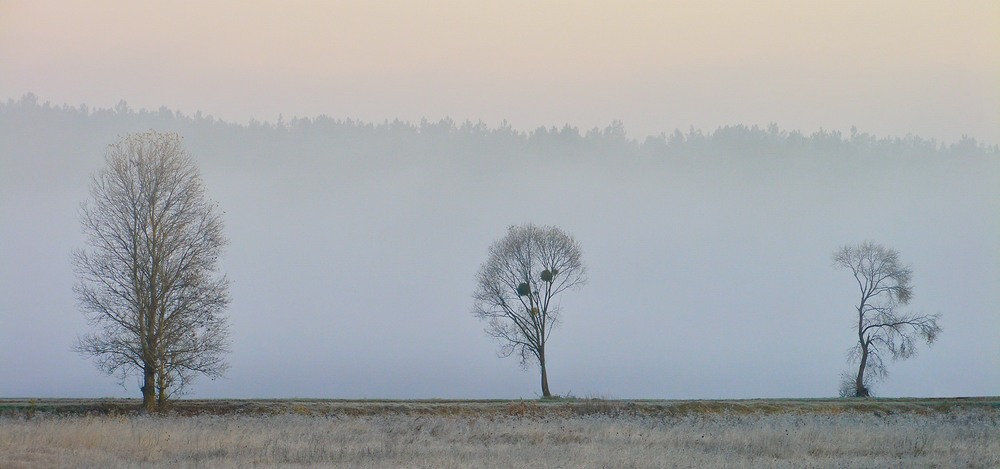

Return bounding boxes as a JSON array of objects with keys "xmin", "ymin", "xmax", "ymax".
[
  {"xmin": 472, "ymin": 224, "xmax": 586, "ymax": 397},
  {"xmin": 833, "ymin": 241, "xmax": 941, "ymax": 397},
  {"xmin": 73, "ymin": 131, "xmax": 230, "ymax": 413}
]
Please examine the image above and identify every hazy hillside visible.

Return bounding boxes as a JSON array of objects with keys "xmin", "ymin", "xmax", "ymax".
[{"xmin": 1, "ymin": 94, "xmax": 997, "ymax": 400}]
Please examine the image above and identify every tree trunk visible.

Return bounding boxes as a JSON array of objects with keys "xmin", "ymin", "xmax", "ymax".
[
  {"xmin": 855, "ymin": 345, "xmax": 870, "ymax": 397},
  {"xmin": 156, "ymin": 382, "xmax": 167, "ymax": 411},
  {"xmin": 539, "ymin": 351, "xmax": 551, "ymax": 398},
  {"xmin": 854, "ymin": 307, "xmax": 869, "ymax": 398},
  {"xmin": 141, "ymin": 365, "xmax": 157, "ymax": 413}
]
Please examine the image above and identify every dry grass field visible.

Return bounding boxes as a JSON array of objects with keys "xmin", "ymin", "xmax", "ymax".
[{"xmin": 1, "ymin": 398, "xmax": 998, "ymax": 468}]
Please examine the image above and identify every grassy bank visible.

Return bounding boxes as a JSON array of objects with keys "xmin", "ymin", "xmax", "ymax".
[
  {"xmin": 2, "ymin": 398, "xmax": 998, "ymax": 468},
  {"xmin": 2, "ymin": 396, "xmax": 999, "ymax": 418}
]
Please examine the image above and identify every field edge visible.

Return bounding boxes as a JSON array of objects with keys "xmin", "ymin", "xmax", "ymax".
[{"xmin": 2, "ymin": 396, "xmax": 999, "ymax": 418}]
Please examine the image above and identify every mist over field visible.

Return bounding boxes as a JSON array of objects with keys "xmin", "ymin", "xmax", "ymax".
[{"xmin": 1, "ymin": 96, "xmax": 997, "ymax": 399}]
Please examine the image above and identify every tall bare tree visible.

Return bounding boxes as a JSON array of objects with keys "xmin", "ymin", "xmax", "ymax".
[
  {"xmin": 473, "ymin": 223, "xmax": 586, "ymax": 397},
  {"xmin": 833, "ymin": 241, "xmax": 941, "ymax": 397},
  {"xmin": 74, "ymin": 131, "xmax": 230, "ymax": 413}
]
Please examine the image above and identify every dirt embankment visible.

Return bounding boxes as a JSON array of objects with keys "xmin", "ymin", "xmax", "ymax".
[{"xmin": 2, "ymin": 397, "xmax": 998, "ymax": 419}]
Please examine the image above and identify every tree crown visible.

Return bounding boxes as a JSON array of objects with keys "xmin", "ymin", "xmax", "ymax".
[{"xmin": 472, "ymin": 223, "xmax": 586, "ymax": 366}]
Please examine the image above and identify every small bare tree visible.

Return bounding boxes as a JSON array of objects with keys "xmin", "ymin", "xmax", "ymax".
[
  {"xmin": 473, "ymin": 223, "xmax": 586, "ymax": 397},
  {"xmin": 833, "ymin": 241, "xmax": 941, "ymax": 397},
  {"xmin": 74, "ymin": 131, "xmax": 230, "ymax": 413}
]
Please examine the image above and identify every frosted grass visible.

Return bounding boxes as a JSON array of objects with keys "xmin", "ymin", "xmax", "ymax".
[{"xmin": 2, "ymin": 409, "xmax": 997, "ymax": 468}]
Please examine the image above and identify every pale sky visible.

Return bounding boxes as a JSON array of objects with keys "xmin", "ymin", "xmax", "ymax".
[{"xmin": 1, "ymin": 0, "xmax": 998, "ymax": 143}]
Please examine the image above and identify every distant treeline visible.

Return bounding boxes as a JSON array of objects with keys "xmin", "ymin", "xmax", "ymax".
[{"xmin": 3, "ymin": 93, "xmax": 996, "ymax": 162}]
